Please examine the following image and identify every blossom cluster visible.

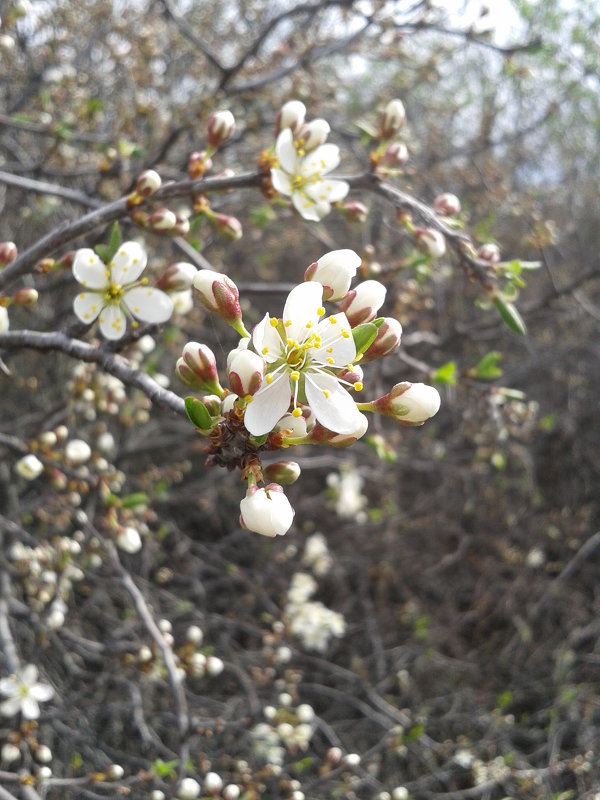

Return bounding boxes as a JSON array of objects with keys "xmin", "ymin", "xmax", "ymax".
[{"xmin": 180, "ymin": 248, "xmax": 441, "ymax": 537}]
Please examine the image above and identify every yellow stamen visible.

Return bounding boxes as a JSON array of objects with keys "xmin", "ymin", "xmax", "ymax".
[
  {"xmin": 354, "ymin": 381, "xmax": 363, "ymax": 391},
  {"xmin": 342, "ymin": 330, "xmax": 350, "ymax": 338},
  {"xmin": 317, "ymin": 307, "xmax": 325, "ymax": 316},
  {"xmin": 290, "ymin": 371, "xmax": 300, "ymax": 382},
  {"xmin": 266, "ymin": 374, "xmax": 274, "ymax": 384},
  {"xmin": 285, "ymin": 320, "xmax": 292, "ymax": 327},
  {"xmin": 292, "ymin": 408, "xmax": 302, "ymax": 418},
  {"xmin": 329, "ymin": 317, "xmax": 337, "ymax": 324},
  {"xmin": 323, "ymin": 389, "xmax": 331, "ymax": 398},
  {"xmin": 326, "ymin": 357, "xmax": 334, "ymax": 365},
  {"xmin": 244, "ymin": 394, "xmax": 253, "ymax": 403},
  {"xmin": 262, "ymin": 347, "xmax": 269, "ymax": 355},
  {"xmin": 270, "ymin": 318, "xmax": 278, "ymax": 328}
]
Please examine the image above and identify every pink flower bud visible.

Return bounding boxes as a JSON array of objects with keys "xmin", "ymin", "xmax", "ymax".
[
  {"xmin": 227, "ymin": 349, "xmax": 265, "ymax": 397},
  {"xmin": 135, "ymin": 169, "xmax": 161, "ymax": 196},
  {"xmin": 263, "ymin": 460, "xmax": 301, "ymax": 485},
  {"xmin": 207, "ymin": 110, "xmax": 235, "ymax": 148},
  {"xmin": 381, "ymin": 141, "xmax": 409, "ymax": 167},
  {"xmin": 148, "ymin": 208, "xmax": 177, "ymax": 232},
  {"xmin": 304, "ymin": 249, "xmax": 361, "ymax": 301},
  {"xmin": 0, "ymin": 241, "xmax": 18, "ymax": 266},
  {"xmin": 239, "ymin": 484, "xmax": 295, "ymax": 537},
  {"xmin": 156, "ymin": 262, "xmax": 198, "ymax": 291},
  {"xmin": 12, "ymin": 287, "xmax": 38, "ymax": 306},
  {"xmin": 276, "ymin": 100, "xmax": 306, "ymax": 135},
  {"xmin": 414, "ymin": 227, "xmax": 446, "ymax": 259},
  {"xmin": 176, "ymin": 342, "xmax": 222, "ymax": 393},
  {"xmin": 336, "ymin": 280, "xmax": 387, "ymax": 326},
  {"xmin": 361, "ymin": 317, "xmax": 402, "ymax": 363},
  {"xmin": 340, "ymin": 201, "xmax": 368, "ymax": 223},
  {"xmin": 299, "ymin": 119, "xmax": 330, "ymax": 151},
  {"xmin": 477, "ymin": 243, "xmax": 501, "ymax": 263},
  {"xmin": 188, "ymin": 151, "xmax": 213, "ymax": 179},
  {"xmin": 433, "ymin": 192, "xmax": 461, "ymax": 216},
  {"xmin": 374, "ymin": 382, "xmax": 441, "ymax": 424},
  {"xmin": 213, "ymin": 213, "xmax": 242, "ymax": 240},
  {"xmin": 380, "ymin": 99, "xmax": 406, "ymax": 138},
  {"xmin": 192, "ymin": 270, "xmax": 243, "ymax": 326},
  {"xmin": 307, "ymin": 414, "xmax": 369, "ymax": 448}
]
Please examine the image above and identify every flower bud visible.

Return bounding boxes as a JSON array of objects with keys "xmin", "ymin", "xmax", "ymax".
[
  {"xmin": 223, "ymin": 786, "xmax": 241, "ymax": 800},
  {"xmin": 276, "ymin": 100, "xmax": 306, "ymax": 135},
  {"xmin": 226, "ymin": 337, "xmax": 250, "ymax": 370},
  {"xmin": 64, "ymin": 439, "xmax": 92, "ymax": 465},
  {"xmin": 177, "ymin": 342, "xmax": 222, "ymax": 394},
  {"xmin": 186, "ymin": 625, "xmax": 203, "ymax": 645},
  {"xmin": 204, "ymin": 772, "xmax": 223, "ymax": 796},
  {"xmin": 239, "ymin": 484, "xmax": 295, "ymax": 537},
  {"xmin": 188, "ymin": 150, "xmax": 213, "ymax": 179},
  {"xmin": 192, "ymin": 270, "xmax": 245, "ymax": 330},
  {"xmin": 207, "ymin": 110, "xmax": 235, "ymax": 148},
  {"xmin": 414, "ymin": 227, "xmax": 446, "ymax": 259},
  {"xmin": 299, "ymin": 119, "xmax": 330, "ymax": 151},
  {"xmin": 213, "ymin": 213, "xmax": 242, "ymax": 240},
  {"xmin": 433, "ymin": 192, "xmax": 461, "ymax": 216},
  {"xmin": 477, "ymin": 243, "xmax": 501, "ymax": 263},
  {"xmin": 308, "ymin": 414, "xmax": 369, "ymax": 447},
  {"xmin": 274, "ymin": 412, "xmax": 309, "ymax": 438},
  {"xmin": 263, "ymin": 460, "xmax": 301, "ymax": 486},
  {"xmin": 380, "ymin": 141, "xmax": 408, "ymax": 167},
  {"xmin": 221, "ymin": 393, "xmax": 238, "ymax": 413},
  {"xmin": 135, "ymin": 169, "xmax": 161, "ymax": 196},
  {"xmin": 206, "ymin": 655, "xmax": 224, "ymax": 676},
  {"xmin": 116, "ymin": 526, "xmax": 142, "ymax": 554},
  {"xmin": 174, "ymin": 214, "xmax": 191, "ymax": 236},
  {"xmin": 304, "ymin": 249, "xmax": 361, "ymax": 301},
  {"xmin": 0, "ymin": 241, "xmax": 18, "ymax": 266},
  {"xmin": 156, "ymin": 262, "xmax": 198, "ymax": 292},
  {"xmin": 148, "ymin": 208, "xmax": 177, "ymax": 232},
  {"xmin": 15, "ymin": 454, "xmax": 44, "ymax": 480},
  {"xmin": 12, "ymin": 287, "xmax": 38, "ymax": 306},
  {"xmin": 381, "ymin": 99, "xmax": 406, "ymax": 138},
  {"xmin": 106, "ymin": 764, "xmax": 125, "ymax": 780},
  {"xmin": 361, "ymin": 317, "xmax": 402, "ymax": 363},
  {"xmin": 201, "ymin": 394, "xmax": 222, "ymax": 416},
  {"xmin": 340, "ymin": 201, "xmax": 368, "ymax": 223},
  {"xmin": 34, "ymin": 745, "xmax": 52, "ymax": 764},
  {"xmin": 177, "ymin": 777, "xmax": 201, "ymax": 800},
  {"xmin": 228, "ymin": 349, "xmax": 265, "ymax": 397},
  {"xmin": 1, "ymin": 743, "xmax": 20, "ymax": 763},
  {"xmin": 0, "ymin": 306, "xmax": 8, "ymax": 332},
  {"xmin": 336, "ymin": 280, "xmax": 387, "ymax": 326},
  {"xmin": 374, "ymin": 382, "xmax": 441, "ymax": 424}
]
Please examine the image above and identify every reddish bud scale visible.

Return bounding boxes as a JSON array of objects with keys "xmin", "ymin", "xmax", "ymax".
[{"xmin": 228, "ymin": 370, "xmax": 262, "ymax": 397}]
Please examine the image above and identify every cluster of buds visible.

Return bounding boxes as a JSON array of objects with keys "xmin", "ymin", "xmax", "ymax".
[
  {"xmin": 372, "ymin": 99, "xmax": 410, "ymax": 175},
  {"xmin": 178, "ymin": 249, "xmax": 441, "ymax": 537}
]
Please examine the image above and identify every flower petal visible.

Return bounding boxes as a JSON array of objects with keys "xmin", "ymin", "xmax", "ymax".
[
  {"xmin": 98, "ymin": 304, "xmax": 127, "ymax": 340},
  {"xmin": 20, "ymin": 696, "xmax": 40, "ymax": 720},
  {"xmin": 73, "ymin": 291, "xmax": 104, "ymax": 324},
  {"xmin": 282, "ymin": 282, "xmax": 323, "ymax": 342},
  {"xmin": 72, "ymin": 249, "xmax": 109, "ymax": 289},
  {"xmin": 315, "ymin": 313, "xmax": 356, "ymax": 365},
  {"xmin": 275, "ymin": 128, "xmax": 298, "ymax": 174},
  {"xmin": 0, "ymin": 696, "xmax": 22, "ymax": 717},
  {"xmin": 252, "ymin": 314, "xmax": 284, "ymax": 363},
  {"xmin": 271, "ymin": 168, "xmax": 292, "ymax": 197},
  {"xmin": 291, "ymin": 191, "xmax": 324, "ymax": 221},
  {"xmin": 305, "ymin": 178, "xmax": 349, "ymax": 204},
  {"xmin": 30, "ymin": 682, "xmax": 54, "ymax": 702},
  {"xmin": 123, "ymin": 287, "xmax": 173, "ymax": 323},
  {"xmin": 300, "ymin": 143, "xmax": 340, "ymax": 176},
  {"xmin": 305, "ymin": 371, "xmax": 363, "ymax": 434},
  {"xmin": 109, "ymin": 241, "xmax": 147, "ymax": 284},
  {"xmin": 244, "ymin": 373, "xmax": 291, "ymax": 436},
  {"xmin": 20, "ymin": 665, "xmax": 39, "ymax": 686}
]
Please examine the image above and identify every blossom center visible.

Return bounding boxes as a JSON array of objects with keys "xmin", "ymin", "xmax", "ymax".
[{"xmin": 104, "ymin": 283, "xmax": 124, "ymax": 303}]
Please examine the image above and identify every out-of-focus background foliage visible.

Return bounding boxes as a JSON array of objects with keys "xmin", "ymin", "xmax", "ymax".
[{"xmin": 0, "ymin": 1, "xmax": 599, "ymax": 798}]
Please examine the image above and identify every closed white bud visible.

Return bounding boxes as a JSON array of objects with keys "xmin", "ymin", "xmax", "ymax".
[
  {"xmin": 299, "ymin": 119, "xmax": 330, "ymax": 151},
  {"xmin": 433, "ymin": 192, "xmax": 461, "ymax": 216},
  {"xmin": 277, "ymin": 100, "xmax": 306, "ymax": 134},
  {"xmin": 1, "ymin": 743, "xmax": 20, "ymax": 763},
  {"xmin": 15, "ymin": 454, "xmax": 44, "ymax": 480},
  {"xmin": 135, "ymin": 169, "xmax": 161, "ymax": 196},
  {"xmin": 414, "ymin": 228, "xmax": 446, "ymax": 259},
  {"xmin": 227, "ymin": 349, "xmax": 265, "ymax": 397},
  {"xmin": 116, "ymin": 527, "xmax": 142, "ymax": 554},
  {"xmin": 240, "ymin": 484, "xmax": 295, "ymax": 537},
  {"xmin": 207, "ymin": 110, "xmax": 235, "ymax": 148},
  {"xmin": 177, "ymin": 777, "xmax": 201, "ymax": 799},
  {"xmin": 337, "ymin": 280, "xmax": 387, "ymax": 326},
  {"xmin": 304, "ymin": 249, "xmax": 361, "ymax": 301},
  {"xmin": 106, "ymin": 764, "xmax": 124, "ymax": 780},
  {"xmin": 0, "ymin": 307, "xmax": 8, "ymax": 333},
  {"xmin": 186, "ymin": 625, "xmax": 203, "ymax": 645},
  {"xmin": 64, "ymin": 439, "xmax": 91, "ymax": 465},
  {"xmin": 381, "ymin": 99, "xmax": 406, "ymax": 137},
  {"xmin": 206, "ymin": 655, "xmax": 224, "ymax": 676},
  {"xmin": 34, "ymin": 745, "xmax": 52, "ymax": 763},
  {"xmin": 156, "ymin": 262, "xmax": 198, "ymax": 291},
  {"xmin": 204, "ymin": 772, "xmax": 223, "ymax": 795},
  {"xmin": 223, "ymin": 785, "xmax": 240, "ymax": 800}
]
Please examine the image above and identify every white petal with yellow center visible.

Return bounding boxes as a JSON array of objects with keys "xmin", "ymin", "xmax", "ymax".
[
  {"xmin": 72, "ymin": 249, "xmax": 109, "ymax": 289},
  {"xmin": 271, "ymin": 168, "xmax": 293, "ymax": 197},
  {"xmin": 282, "ymin": 282, "xmax": 323, "ymax": 341},
  {"xmin": 123, "ymin": 286, "xmax": 173, "ymax": 323},
  {"xmin": 275, "ymin": 128, "xmax": 298, "ymax": 173},
  {"xmin": 300, "ymin": 143, "xmax": 340, "ymax": 176},
  {"xmin": 252, "ymin": 314, "xmax": 285, "ymax": 363},
  {"xmin": 73, "ymin": 291, "xmax": 104, "ymax": 323},
  {"xmin": 305, "ymin": 372, "xmax": 363, "ymax": 434},
  {"xmin": 244, "ymin": 372, "xmax": 292, "ymax": 437},
  {"xmin": 98, "ymin": 304, "xmax": 127, "ymax": 340},
  {"xmin": 305, "ymin": 178, "xmax": 349, "ymax": 204},
  {"xmin": 110, "ymin": 241, "xmax": 147, "ymax": 284}
]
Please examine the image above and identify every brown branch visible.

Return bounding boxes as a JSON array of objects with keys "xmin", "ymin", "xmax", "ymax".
[{"xmin": 0, "ymin": 330, "xmax": 186, "ymax": 418}]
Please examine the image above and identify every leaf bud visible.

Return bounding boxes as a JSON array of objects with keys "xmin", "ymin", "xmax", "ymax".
[
  {"xmin": 206, "ymin": 110, "xmax": 235, "ymax": 148},
  {"xmin": 380, "ymin": 99, "xmax": 406, "ymax": 138}
]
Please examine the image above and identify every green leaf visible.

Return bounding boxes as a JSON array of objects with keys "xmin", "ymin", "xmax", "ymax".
[
  {"xmin": 152, "ymin": 758, "xmax": 178, "ymax": 779},
  {"xmin": 185, "ymin": 396, "xmax": 212, "ymax": 430},
  {"xmin": 352, "ymin": 322, "xmax": 378, "ymax": 357},
  {"xmin": 433, "ymin": 361, "xmax": 457, "ymax": 385},
  {"xmin": 494, "ymin": 297, "xmax": 527, "ymax": 335},
  {"xmin": 95, "ymin": 222, "xmax": 122, "ymax": 263},
  {"xmin": 121, "ymin": 492, "xmax": 149, "ymax": 509},
  {"xmin": 469, "ymin": 351, "xmax": 503, "ymax": 380}
]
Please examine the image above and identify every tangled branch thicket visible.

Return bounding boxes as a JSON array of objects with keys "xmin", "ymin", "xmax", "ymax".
[{"xmin": 1, "ymin": 1, "xmax": 599, "ymax": 799}]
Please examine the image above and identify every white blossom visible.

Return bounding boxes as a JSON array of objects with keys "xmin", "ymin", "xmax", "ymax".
[
  {"xmin": 244, "ymin": 282, "xmax": 364, "ymax": 437},
  {"xmin": 72, "ymin": 242, "xmax": 173, "ymax": 340},
  {"xmin": 271, "ymin": 128, "xmax": 349, "ymax": 221},
  {"xmin": 240, "ymin": 484, "xmax": 295, "ymax": 537},
  {"xmin": 0, "ymin": 664, "xmax": 54, "ymax": 720},
  {"xmin": 15, "ymin": 454, "xmax": 44, "ymax": 480}
]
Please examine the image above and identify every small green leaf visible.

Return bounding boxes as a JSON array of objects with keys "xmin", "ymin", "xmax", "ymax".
[
  {"xmin": 152, "ymin": 758, "xmax": 178, "ymax": 779},
  {"xmin": 433, "ymin": 361, "xmax": 457, "ymax": 386},
  {"xmin": 185, "ymin": 396, "xmax": 212, "ymax": 430},
  {"xmin": 494, "ymin": 297, "xmax": 527, "ymax": 335},
  {"xmin": 121, "ymin": 492, "xmax": 149, "ymax": 509},
  {"xmin": 251, "ymin": 433, "xmax": 269, "ymax": 446},
  {"xmin": 95, "ymin": 222, "xmax": 122, "ymax": 263},
  {"xmin": 352, "ymin": 322, "xmax": 378, "ymax": 357},
  {"xmin": 469, "ymin": 351, "xmax": 503, "ymax": 380}
]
